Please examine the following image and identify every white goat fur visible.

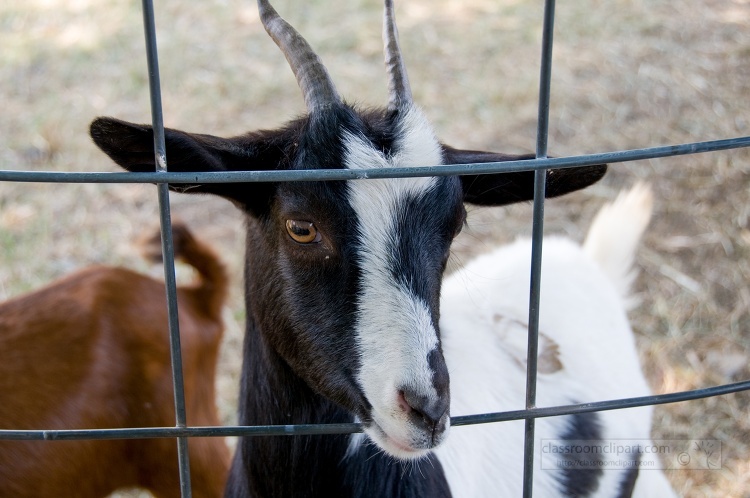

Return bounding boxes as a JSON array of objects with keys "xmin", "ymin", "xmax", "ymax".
[{"xmin": 435, "ymin": 183, "xmax": 677, "ymax": 497}]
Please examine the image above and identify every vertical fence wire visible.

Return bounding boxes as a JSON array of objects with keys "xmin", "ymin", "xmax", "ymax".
[
  {"xmin": 141, "ymin": 0, "xmax": 193, "ymax": 495},
  {"xmin": 522, "ymin": 0, "xmax": 556, "ymax": 495}
]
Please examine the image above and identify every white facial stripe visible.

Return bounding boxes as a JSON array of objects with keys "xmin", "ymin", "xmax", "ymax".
[
  {"xmin": 393, "ymin": 105, "xmax": 445, "ymax": 168},
  {"xmin": 356, "ymin": 282, "xmax": 438, "ymax": 389},
  {"xmin": 343, "ymin": 105, "xmax": 445, "ymax": 437}
]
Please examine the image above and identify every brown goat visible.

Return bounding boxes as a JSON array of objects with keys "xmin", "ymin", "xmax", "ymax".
[{"xmin": 0, "ymin": 222, "xmax": 231, "ymax": 498}]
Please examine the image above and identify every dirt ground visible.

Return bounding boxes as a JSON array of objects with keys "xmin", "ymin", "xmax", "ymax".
[{"xmin": 1, "ymin": 0, "xmax": 748, "ymax": 496}]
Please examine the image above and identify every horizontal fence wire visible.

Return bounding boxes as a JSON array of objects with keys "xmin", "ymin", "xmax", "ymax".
[
  {"xmin": 1, "ymin": 136, "xmax": 749, "ymax": 184},
  {"xmin": 2, "ymin": 378, "xmax": 750, "ymax": 441}
]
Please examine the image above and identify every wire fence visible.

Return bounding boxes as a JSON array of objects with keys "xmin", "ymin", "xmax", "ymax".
[{"xmin": 1, "ymin": 0, "xmax": 749, "ymax": 497}]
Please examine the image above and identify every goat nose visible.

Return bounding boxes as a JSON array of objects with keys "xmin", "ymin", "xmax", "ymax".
[{"xmin": 398, "ymin": 389, "xmax": 450, "ymax": 439}]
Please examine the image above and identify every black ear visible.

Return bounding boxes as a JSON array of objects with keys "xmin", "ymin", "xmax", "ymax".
[
  {"xmin": 89, "ymin": 117, "xmax": 284, "ymax": 211},
  {"xmin": 442, "ymin": 146, "xmax": 607, "ymax": 206}
]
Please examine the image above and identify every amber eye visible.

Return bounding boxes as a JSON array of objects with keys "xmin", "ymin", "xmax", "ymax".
[{"xmin": 286, "ymin": 220, "xmax": 321, "ymax": 244}]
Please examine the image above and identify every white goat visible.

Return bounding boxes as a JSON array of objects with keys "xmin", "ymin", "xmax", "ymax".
[{"xmin": 438, "ymin": 183, "xmax": 676, "ymax": 497}]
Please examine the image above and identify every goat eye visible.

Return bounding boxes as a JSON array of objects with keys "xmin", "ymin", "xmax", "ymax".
[{"xmin": 286, "ymin": 220, "xmax": 321, "ymax": 244}]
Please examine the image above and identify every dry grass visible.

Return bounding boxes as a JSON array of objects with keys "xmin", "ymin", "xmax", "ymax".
[{"xmin": 1, "ymin": 0, "xmax": 748, "ymax": 496}]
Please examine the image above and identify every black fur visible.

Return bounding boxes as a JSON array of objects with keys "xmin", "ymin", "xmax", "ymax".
[
  {"xmin": 616, "ymin": 458, "xmax": 640, "ymax": 498},
  {"xmin": 555, "ymin": 410, "xmax": 643, "ymax": 497},
  {"xmin": 558, "ymin": 411, "xmax": 604, "ymax": 498},
  {"xmin": 343, "ymin": 444, "xmax": 451, "ymax": 498},
  {"xmin": 443, "ymin": 146, "xmax": 607, "ymax": 206},
  {"xmin": 390, "ymin": 177, "xmax": 464, "ymax": 312}
]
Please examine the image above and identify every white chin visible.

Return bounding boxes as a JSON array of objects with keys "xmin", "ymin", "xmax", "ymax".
[{"xmin": 364, "ymin": 422, "xmax": 443, "ymax": 461}]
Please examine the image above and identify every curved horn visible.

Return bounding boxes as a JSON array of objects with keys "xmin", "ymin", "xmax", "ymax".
[
  {"xmin": 257, "ymin": 0, "xmax": 340, "ymax": 112},
  {"xmin": 383, "ymin": 0, "xmax": 412, "ymax": 110}
]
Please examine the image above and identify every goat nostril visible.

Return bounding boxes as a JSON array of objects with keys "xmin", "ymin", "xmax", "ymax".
[
  {"xmin": 421, "ymin": 404, "xmax": 448, "ymax": 431},
  {"xmin": 397, "ymin": 390, "xmax": 412, "ymax": 414},
  {"xmin": 399, "ymin": 388, "xmax": 448, "ymax": 431}
]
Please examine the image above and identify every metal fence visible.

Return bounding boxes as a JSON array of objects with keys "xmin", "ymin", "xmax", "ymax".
[{"xmin": 1, "ymin": 0, "xmax": 749, "ymax": 497}]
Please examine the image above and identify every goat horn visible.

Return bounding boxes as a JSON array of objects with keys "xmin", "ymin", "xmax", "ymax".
[
  {"xmin": 383, "ymin": 0, "xmax": 412, "ymax": 110},
  {"xmin": 257, "ymin": 0, "xmax": 341, "ymax": 112}
]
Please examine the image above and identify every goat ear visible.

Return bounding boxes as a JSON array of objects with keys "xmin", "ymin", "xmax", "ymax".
[
  {"xmin": 443, "ymin": 146, "xmax": 607, "ymax": 206},
  {"xmin": 89, "ymin": 117, "xmax": 279, "ymax": 211}
]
